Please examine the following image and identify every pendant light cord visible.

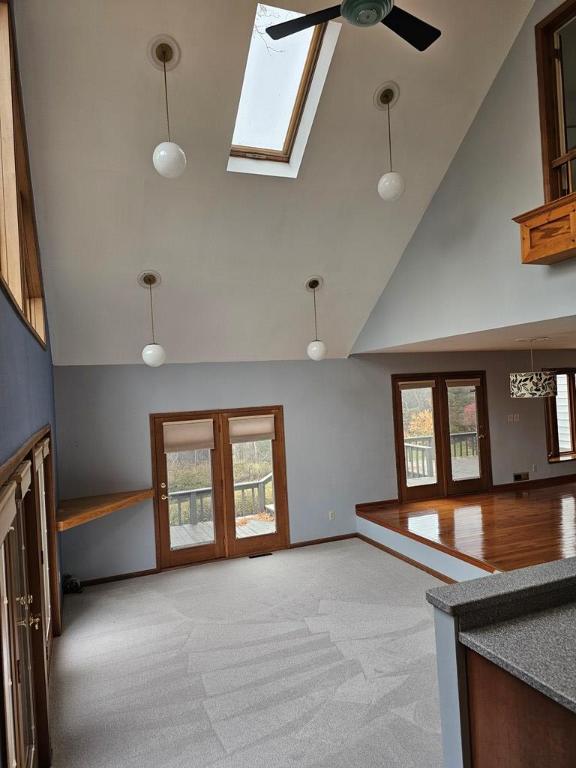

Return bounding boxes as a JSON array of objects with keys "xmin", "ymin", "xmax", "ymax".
[
  {"xmin": 387, "ymin": 102, "xmax": 393, "ymax": 173},
  {"xmin": 313, "ymin": 287, "xmax": 319, "ymax": 341},
  {"xmin": 163, "ymin": 59, "xmax": 171, "ymax": 142},
  {"xmin": 149, "ymin": 284, "xmax": 156, "ymax": 344}
]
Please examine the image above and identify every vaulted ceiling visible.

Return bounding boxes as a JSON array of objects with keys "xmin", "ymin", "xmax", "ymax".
[{"xmin": 15, "ymin": 0, "xmax": 533, "ymax": 365}]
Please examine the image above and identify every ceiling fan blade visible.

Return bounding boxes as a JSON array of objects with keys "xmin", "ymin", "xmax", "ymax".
[
  {"xmin": 266, "ymin": 5, "xmax": 341, "ymax": 40},
  {"xmin": 382, "ymin": 6, "xmax": 441, "ymax": 51}
]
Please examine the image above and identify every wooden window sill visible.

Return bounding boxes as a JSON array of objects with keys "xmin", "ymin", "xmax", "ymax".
[{"xmin": 548, "ymin": 453, "xmax": 576, "ymax": 464}]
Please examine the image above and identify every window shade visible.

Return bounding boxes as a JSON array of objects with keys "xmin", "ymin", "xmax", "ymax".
[
  {"xmin": 228, "ymin": 414, "xmax": 275, "ymax": 444},
  {"xmin": 398, "ymin": 380, "xmax": 436, "ymax": 390},
  {"xmin": 445, "ymin": 378, "xmax": 481, "ymax": 388},
  {"xmin": 163, "ymin": 420, "xmax": 214, "ymax": 453}
]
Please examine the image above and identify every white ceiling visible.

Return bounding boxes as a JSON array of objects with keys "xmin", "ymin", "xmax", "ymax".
[{"xmin": 15, "ymin": 0, "xmax": 533, "ymax": 365}]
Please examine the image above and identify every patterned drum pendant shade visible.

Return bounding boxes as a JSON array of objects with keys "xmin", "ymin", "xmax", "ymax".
[
  {"xmin": 510, "ymin": 339, "xmax": 557, "ymax": 398},
  {"xmin": 509, "ymin": 371, "xmax": 557, "ymax": 398}
]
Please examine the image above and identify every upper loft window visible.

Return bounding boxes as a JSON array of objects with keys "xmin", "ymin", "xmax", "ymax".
[
  {"xmin": 0, "ymin": 3, "xmax": 46, "ymax": 345},
  {"xmin": 536, "ymin": 1, "xmax": 576, "ymax": 200},
  {"xmin": 228, "ymin": 4, "xmax": 340, "ymax": 178}
]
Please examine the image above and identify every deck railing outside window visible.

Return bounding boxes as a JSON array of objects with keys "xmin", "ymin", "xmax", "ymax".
[
  {"xmin": 169, "ymin": 472, "xmax": 274, "ymax": 526},
  {"xmin": 405, "ymin": 432, "xmax": 478, "ymax": 480}
]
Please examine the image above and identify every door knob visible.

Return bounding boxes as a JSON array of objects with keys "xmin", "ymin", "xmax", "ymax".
[
  {"xmin": 18, "ymin": 615, "xmax": 40, "ymax": 630},
  {"xmin": 161, "ymin": 495, "xmax": 168, "ymax": 501}
]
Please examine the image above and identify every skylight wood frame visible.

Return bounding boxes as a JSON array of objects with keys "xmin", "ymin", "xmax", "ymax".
[
  {"xmin": 0, "ymin": 1, "xmax": 46, "ymax": 346},
  {"xmin": 230, "ymin": 22, "xmax": 327, "ymax": 164}
]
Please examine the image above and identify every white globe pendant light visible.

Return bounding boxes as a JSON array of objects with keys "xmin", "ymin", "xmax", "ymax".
[
  {"xmin": 305, "ymin": 277, "xmax": 327, "ymax": 361},
  {"xmin": 377, "ymin": 85, "xmax": 405, "ymax": 202},
  {"xmin": 151, "ymin": 40, "xmax": 186, "ymax": 178},
  {"xmin": 378, "ymin": 171, "xmax": 405, "ymax": 202},
  {"xmin": 153, "ymin": 142, "xmax": 186, "ymax": 179},
  {"xmin": 142, "ymin": 343, "xmax": 166, "ymax": 367},
  {"xmin": 138, "ymin": 272, "xmax": 166, "ymax": 367},
  {"xmin": 307, "ymin": 340, "xmax": 327, "ymax": 361}
]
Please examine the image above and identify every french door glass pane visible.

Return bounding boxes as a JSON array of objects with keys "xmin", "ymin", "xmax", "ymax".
[
  {"xmin": 556, "ymin": 374, "xmax": 573, "ymax": 453},
  {"xmin": 166, "ymin": 449, "xmax": 215, "ymax": 550},
  {"xmin": 447, "ymin": 385, "xmax": 480, "ymax": 481},
  {"xmin": 400, "ymin": 386, "xmax": 437, "ymax": 488},
  {"xmin": 232, "ymin": 439, "xmax": 277, "ymax": 539}
]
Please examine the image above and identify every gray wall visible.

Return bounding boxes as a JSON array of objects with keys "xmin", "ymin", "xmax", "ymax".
[
  {"xmin": 354, "ymin": 0, "xmax": 576, "ymax": 354},
  {"xmin": 0, "ymin": 287, "xmax": 55, "ymax": 465},
  {"xmin": 55, "ymin": 349, "xmax": 575, "ymax": 581}
]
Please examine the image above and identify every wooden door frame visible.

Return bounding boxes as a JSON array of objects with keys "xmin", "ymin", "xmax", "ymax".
[
  {"xmin": 392, "ymin": 374, "xmax": 446, "ymax": 502},
  {"xmin": 150, "ymin": 410, "xmax": 227, "ymax": 569},
  {"xmin": 150, "ymin": 405, "xmax": 291, "ymax": 569},
  {"xmin": 392, "ymin": 371, "xmax": 493, "ymax": 503},
  {"xmin": 220, "ymin": 405, "xmax": 291, "ymax": 558},
  {"xmin": 22, "ymin": 452, "xmax": 50, "ymax": 768},
  {"xmin": 441, "ymin": 372, "xmax": 493, "ymax": 497}
]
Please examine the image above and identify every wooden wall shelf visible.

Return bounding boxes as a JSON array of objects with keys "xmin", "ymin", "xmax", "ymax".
[
  {"xmin": 56, "ymin": 489, "xmax": 154, "ymax": 531},
  {"xmin": 514, "ymin": 192, "xmax": 576, "ymax": 265}
]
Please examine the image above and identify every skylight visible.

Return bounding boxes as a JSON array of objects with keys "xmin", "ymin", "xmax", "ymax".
[{"xmin": 228, "ymin": 3, "xmax": 340, "ymax": 178}]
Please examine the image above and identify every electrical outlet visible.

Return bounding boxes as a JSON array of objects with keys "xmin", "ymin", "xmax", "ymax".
[
  {"xmin": 513, "ymin": 413, "xmax": 520, "ymax": 423},
  {"xmin": 328, "ymin": 510, "xmax": 335, "ymax": 521},
  {"xmin": 507, "ymin": 414, "xmax": 514, "ymax": 423}
]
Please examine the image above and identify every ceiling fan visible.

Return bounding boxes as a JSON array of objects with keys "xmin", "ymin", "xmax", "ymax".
[{"xmin": 266, "ymin": 0, "xmax": 441, "ymax": 51}]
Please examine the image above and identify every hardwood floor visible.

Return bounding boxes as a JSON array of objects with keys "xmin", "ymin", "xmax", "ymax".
[{"xmin": 357, "ymin": 483, "xmax": 576, "ymax": 572}]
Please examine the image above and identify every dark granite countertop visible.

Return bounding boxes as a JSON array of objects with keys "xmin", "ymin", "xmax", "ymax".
[
  {"xmin": 426, "ymin": 557, "xmax": 576, "ymax": 621},
  {"xmin": 460, "ymin": 602, "xmax": 576, "ymax": 714}
]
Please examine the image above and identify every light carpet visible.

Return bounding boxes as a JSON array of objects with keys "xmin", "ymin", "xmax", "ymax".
[{"xmin": 50, "ymin": 539, "xmax": 443, "ymax": 767}]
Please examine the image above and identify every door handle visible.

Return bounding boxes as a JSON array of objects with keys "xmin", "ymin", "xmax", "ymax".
[
  {"xmin": 161, "ymin": 495, "xmax": 168, "ymax": 501},
  {"xmin": 18, "ymin": 615, "xmax": 40, "ymax": 631}
]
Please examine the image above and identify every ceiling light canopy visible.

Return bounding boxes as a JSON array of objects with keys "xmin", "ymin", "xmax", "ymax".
[
  {"xmin": 150, "ymin": 39, "xmax": 186, "ymax": 179},
  {"xmin": 139, "ymin": 271, "xmax": 166, "ymax": 367},
  {"xmin": 510, "ymin": 338, "xmax": 556, "ymax": 398},
  {"xmin": 306, "ymin": 276, "xmax": 327, "ymax": 361}
]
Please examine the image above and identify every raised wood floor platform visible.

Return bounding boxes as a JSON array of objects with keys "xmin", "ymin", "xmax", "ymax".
[{"xmin": 357, "ymin": 482, "xmax": 576, "ymax": 578}]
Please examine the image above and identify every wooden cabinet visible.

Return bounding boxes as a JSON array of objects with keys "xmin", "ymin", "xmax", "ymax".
[
  {"xmin": 466, "ymin": 650, "xmax": 576, "ymax": 767},
  {"xmin": 514, "ymin": 192, "xmax": 576, "ymax": 264}
]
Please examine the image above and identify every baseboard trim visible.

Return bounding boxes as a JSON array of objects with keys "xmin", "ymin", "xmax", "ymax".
[
  {"xmin": 81, "ymin": 535, "xmax": 358, "ymax": 587},
  {"xmin": 493, "ymin": 473, "xmax": 576, "ymax": 493},
  {"xmin": 356, "ymin": 533, "xmax": 455, "ymax": 584},
  {"xmin": 290, "ymin": 533, "xmax": 357, "ymax": 548},
  {"xmin": 81, "ymin": 568, "xmax": 158, "ymax": 587},
  {"xmin": 355, "ymin": 499, "xmax": 399, "ymax": 514}
]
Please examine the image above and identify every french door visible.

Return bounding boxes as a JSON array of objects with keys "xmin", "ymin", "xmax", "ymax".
[
  {"xmin": 392, "ymin": 372, "xmax": 492, "ymax": 502},
  {"xmin": 151, "ymin": 406, "xmax": 290, "ymax": 568}
]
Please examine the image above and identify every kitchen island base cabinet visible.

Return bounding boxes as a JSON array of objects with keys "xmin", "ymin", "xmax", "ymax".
[{"xmin": 466, "ymin": 650, "xmax": 576, "ymax": 768}]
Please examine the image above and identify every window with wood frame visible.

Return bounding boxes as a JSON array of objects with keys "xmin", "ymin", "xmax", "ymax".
[
  {"xmin": 229, "ymin": 3, "xmax": 327, "ymax": 164},
  {"xmin": 0, "ymin": 2, "xmax": 46, "ymax": 344},
  {"xmin": 545, "ymin": 369, "xmax": 576, "ymax": 461},
  {"xmin": 535, "ymin": 0, "xmax": 576, "ymax": 201}
]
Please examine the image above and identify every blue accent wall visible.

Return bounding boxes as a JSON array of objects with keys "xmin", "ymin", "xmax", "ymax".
[{"xmin": 0, "ymin": 287, "xmax": 55, "ymax": 465}]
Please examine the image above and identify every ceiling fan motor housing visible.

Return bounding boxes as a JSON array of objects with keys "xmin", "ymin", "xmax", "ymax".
[{"xmin": 341, "ymin": 0, "xmax": 393, "ymax": 27}]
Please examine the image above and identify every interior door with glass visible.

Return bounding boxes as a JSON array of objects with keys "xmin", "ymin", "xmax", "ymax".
[
  {"xmin": 222, "ymin": 408, "xmax": 290, "ymax": 557},
  {"xmin": 442, "ymin": 375, "xmax": 492, "ymax": 495},
  {"xmin": 393, "ymin": 379, "xmax": 445, "ymax": 501},
  {"xmin": 154, "ymin": 416, "xmax": 226, "ymax": 568}
]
